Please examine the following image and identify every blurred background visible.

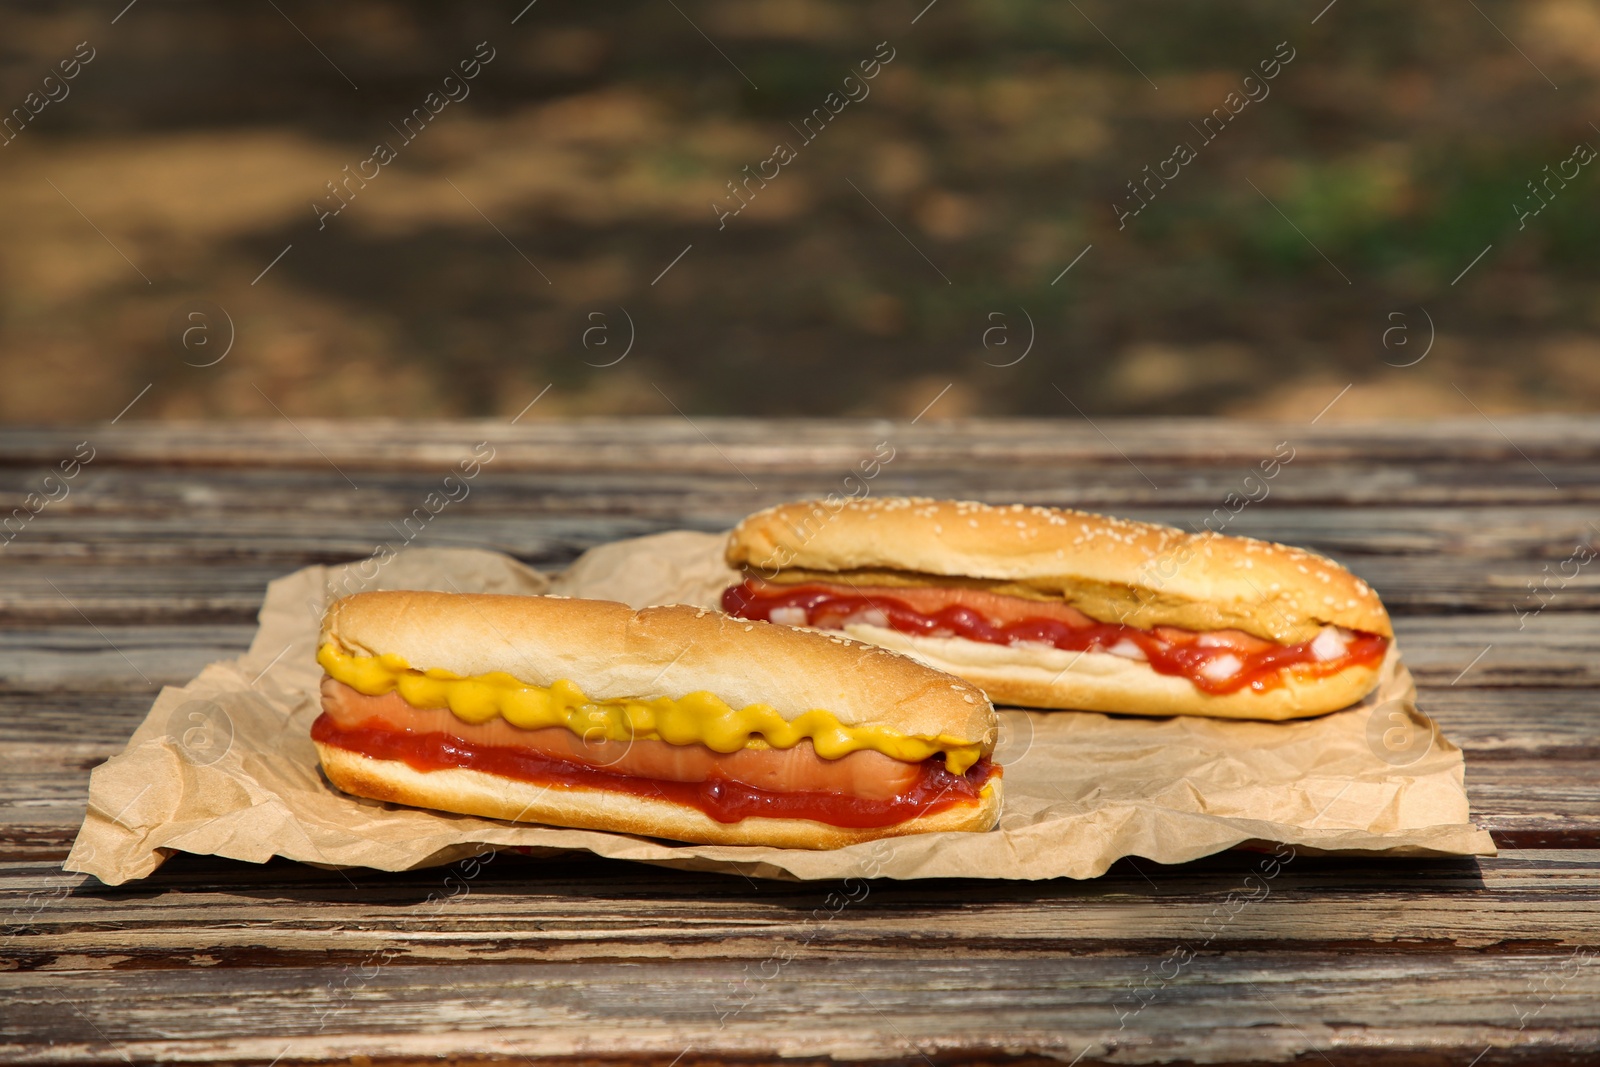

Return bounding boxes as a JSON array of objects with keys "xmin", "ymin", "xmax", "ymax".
[{"xmin": 1, "ymin": 0, "xmax": 1598, "ymax": 423}]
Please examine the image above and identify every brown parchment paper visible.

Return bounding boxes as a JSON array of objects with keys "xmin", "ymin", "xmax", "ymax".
[{"xmin": 65, "ymin": 536, "xmax": 1495, "ymax": 885}]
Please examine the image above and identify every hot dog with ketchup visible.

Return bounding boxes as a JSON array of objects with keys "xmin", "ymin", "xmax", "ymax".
[
  {"xmin": 312, "ymin": 590, "xmax": 1001, "ymax": 847},
  {"xmin": 722, "ymin": 498, "xmax": 1392, "ymax": 720}
]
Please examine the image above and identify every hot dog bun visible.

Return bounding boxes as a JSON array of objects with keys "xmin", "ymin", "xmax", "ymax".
[
  {"xmin": 322, "ymin": 591, "xmax": 996, "ymax": 744},
  {"xmin": 315, "ymin": 591, "xmax": 1000, "ymax": 847},
  {"xmin": 726, "ymin": 498, "xmax": 1390, "ymax": 645},
  {"xmin": 316, "ymin": 740, "xmax": 1003, "ymax": 848},
  {"xmin": 837, "ymin": 624, "xmax": 1385, "ymax": 720},
  {"xmin": 724, "ymin": 498, "xmax": 1392, "ymax": 719}
]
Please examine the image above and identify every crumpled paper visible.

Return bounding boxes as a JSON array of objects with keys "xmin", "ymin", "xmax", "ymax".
[{"xmin": 66, "ymin": 536, "xmax": 1494, "ymax": 884}]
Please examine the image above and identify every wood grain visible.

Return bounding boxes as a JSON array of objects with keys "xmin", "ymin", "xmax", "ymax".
[
  {"xmin": 3, "ymin": 953, "xmax": 1598, "ymax": 1065},
  {"xmin": 5, "ymin": 850, "xmax": 1599, "ymax": 967}
]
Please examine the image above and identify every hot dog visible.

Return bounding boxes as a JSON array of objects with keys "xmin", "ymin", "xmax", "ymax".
[
  {"xmin": 723, "ymin": 498, "xmax": 1392, "ymax": 720},
  {"xmin": 311, "ymin": 590, "xmax": 1001, "ymax": 847}
]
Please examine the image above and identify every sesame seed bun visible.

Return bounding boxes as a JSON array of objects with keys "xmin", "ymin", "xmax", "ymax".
[
  {"xmin": 726, "ymin": 497, "xmax": 1391, "ymax": 645},
  {"xmin": 841, "ymin": 623, "xmax": 1386, "ymax": 720}
]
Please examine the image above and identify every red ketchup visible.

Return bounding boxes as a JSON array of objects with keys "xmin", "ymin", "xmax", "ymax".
[
  {"xmin": 312, "ymin": 713, "xmax": 996, "ymax": 829},
  {"xmin": 722, "ymin": 580, "xmax": 1387, "ymax": 695}
]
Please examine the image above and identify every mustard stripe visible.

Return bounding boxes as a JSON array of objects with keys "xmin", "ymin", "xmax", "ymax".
[{"xmin": 317, "ymin": 643, "xmax": 981, "ymax": 774}]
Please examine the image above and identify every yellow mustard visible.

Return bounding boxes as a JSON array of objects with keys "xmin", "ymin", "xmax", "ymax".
[{"xmin": 317, "ymin": 643, "xmax": 981, "ymax": 774}]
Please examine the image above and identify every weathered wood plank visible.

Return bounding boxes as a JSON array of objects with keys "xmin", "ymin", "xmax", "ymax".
[
  {"xmin": 1419, "ymin": 688, "xmax": 1600, "ymax": 760},
  {"xmin": 0, "ymin": 692, "xmax": 178, "ymax": 746},
  {"xmin": 0, "ymin": 628, "xmax": 253, "ymax": 691},
  {"xmin": 4, "ymin": 851, "xmax": 1598, "ymax": 973},
  {"xmin": 4, "ymin": 465, "xmax": 1600, "ymax": 538},
  {"xmin": 2, "ymin": 951, "xmax": 1597, "ymax": 1065},
  {"xmin": 0, "ymin": 504, "xmax": 1535, "ymax": 563},
  {"xmin": 1391, "ymin": 615, "xmax": 1600, "ymax": 687},
  {"xmin": 1464, "ymin": 760, "xmax": 1600, "ymax": 846},
  {"xmin": 0, "ymin": 744, "xmax": 119, "ymax": 857}
]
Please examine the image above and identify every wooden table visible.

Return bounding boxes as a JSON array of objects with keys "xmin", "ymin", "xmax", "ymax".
[{"xmin": 3, "ymin": 418, "xmax": 1598, "ymax": 1065}]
